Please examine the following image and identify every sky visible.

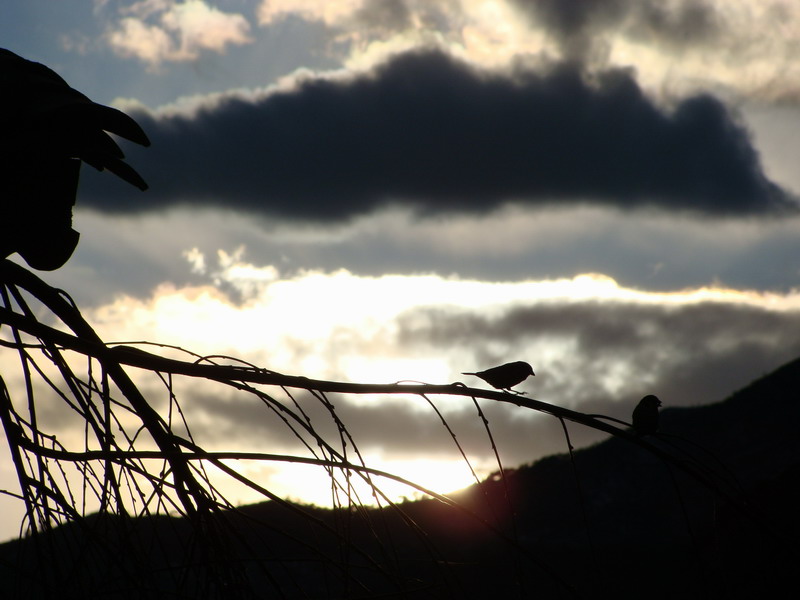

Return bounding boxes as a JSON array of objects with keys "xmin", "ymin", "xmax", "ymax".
[{"xmin": 3, "ymin": 0, "xmax": 800, "ymax": 538}]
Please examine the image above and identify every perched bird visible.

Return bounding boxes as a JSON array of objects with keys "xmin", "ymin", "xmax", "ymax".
[
  {"xmin": 462, "ymin": 361, "xmax": 535, "ymax": 392},
  {"xmin": 0, "ymin": 48, "xmax": 150, "ymax": 270},
  {"xmin": 631, "ymin": 394, "xmax": 662, "ymax": 435}
]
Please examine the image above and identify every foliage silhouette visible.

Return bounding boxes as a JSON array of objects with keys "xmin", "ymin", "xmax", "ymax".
[{"xmin": 0, "ymin": 48, "xmax": 149, "ymax": 271}]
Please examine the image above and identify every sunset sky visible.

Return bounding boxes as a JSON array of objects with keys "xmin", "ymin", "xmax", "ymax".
[{"xmin": 3, "ymin": 0, "xmax": 800, "ymax": 539}]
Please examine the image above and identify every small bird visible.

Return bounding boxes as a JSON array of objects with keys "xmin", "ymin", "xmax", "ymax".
[
  {"xmin": 631, "ymin": 394, "xmax": 662, "ymax": 435},
  {"xmin": 462, "ymin": 361, "xmax": 535, "ymax": 393}
]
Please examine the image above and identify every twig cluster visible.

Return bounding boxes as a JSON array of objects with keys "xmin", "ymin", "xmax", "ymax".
[{"xmin": 0, "ymin": 258, "xmax": 772, "ymax": 598}]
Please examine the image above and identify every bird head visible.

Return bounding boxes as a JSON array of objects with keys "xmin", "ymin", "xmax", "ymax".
[
  {"xmin": 641, "ymin": 394, "xmax": 661, "ymax": 408},
  {"xmin": 524, "ymin": 362, "xmax": 535, "ymax": 376}
]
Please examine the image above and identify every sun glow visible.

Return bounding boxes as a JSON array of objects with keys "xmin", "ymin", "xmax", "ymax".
[
  {"xmin": 230, "ymin": 455, "xmax": 482, "ymax": 509},
  {"xmin": 85, "ymin": 248, "xmax": 800, "ymax": 382}
]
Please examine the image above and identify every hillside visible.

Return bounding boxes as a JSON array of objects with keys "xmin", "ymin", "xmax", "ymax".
[{"xmin": 2, "ymin": 357, "xmax": 799, "ymax": 598}]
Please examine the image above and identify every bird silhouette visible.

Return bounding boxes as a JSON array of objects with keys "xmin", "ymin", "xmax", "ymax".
[
  {"xmin": 1, "ymin": 48, "xmax": 150, "ymax": 270},
  {"xmin": 462, "ymin": 361, "xmax": 535, "ymax": 392},
  {"xmin": 631, "ymin": 394, "xmax": 661, "ymax": 435}
]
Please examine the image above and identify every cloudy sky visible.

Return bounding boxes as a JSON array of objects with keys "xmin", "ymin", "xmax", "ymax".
[{"xmin": 3, "ymin": 0, "xmax": 800, "ymax": 538}]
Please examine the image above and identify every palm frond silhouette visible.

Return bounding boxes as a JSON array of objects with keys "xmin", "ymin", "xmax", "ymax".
[{"xmin": 0, "ymin": 48, "xmax": 149, "ymax": 271}]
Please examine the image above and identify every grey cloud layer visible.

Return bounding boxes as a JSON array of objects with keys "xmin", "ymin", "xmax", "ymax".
[
  {"xmin": 368, "ymin": 299, "xmax": 800, "ymax": 462},
  {"xmin": 183, "ymin": 298, "xmax": 800, "ymax": 466},
  {"xmin": 81, "ymin": 50, "xmax": 793, "ymax": 219},
  {"xmin": 509, "ymin": 0, "xmax": 720, "ymax": 59}
]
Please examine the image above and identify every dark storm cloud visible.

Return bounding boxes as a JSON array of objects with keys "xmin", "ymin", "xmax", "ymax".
[
  {"xmin": 81, "ymin": 49, "xmax": 794, "ymax": 219},
  {"xmin": 633, "ymin": 1, "xmax": 720, "ymax": 46},
  {"xmin": 508, "ymin": 0, "xmax": 720, "ymax": 58}
]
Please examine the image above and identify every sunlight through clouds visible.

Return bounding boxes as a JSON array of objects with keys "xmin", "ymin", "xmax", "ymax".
[
  {"xmin": 83, "ymin": 247, "xmax": 800, "ymax": 388},
  {"xmin": 235, "ymin": 455, "xmax": 482, "ymax": 508},
  {"xmin": 252, "ymin": 0, "xmax": 800, "ymax": 101}
]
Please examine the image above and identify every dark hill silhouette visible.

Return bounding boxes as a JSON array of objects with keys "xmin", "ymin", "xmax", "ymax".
[{"xmin": 2, "ymin": 357, "xmax": 799, "ymax": 598}]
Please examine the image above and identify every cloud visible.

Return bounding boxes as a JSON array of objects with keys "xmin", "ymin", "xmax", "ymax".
[
  {"xmin": 255, "ymin": 0, "xmax": 471, "ymax": 69},
  {"xmin": 253, "ymin": 1, "xmax": 800, "ymax": 105},
  {"xmin": 352, "ymin": 0, "xmax": 414, "ymax": 32},
  {"xmin": 106, "ymin": 0, "xmax": 252, "ymax": 66},
  {"xmin": 108, "ymin": 16, "xmax": 174, "ymax": 64},
  {"xmin": 255, "ymin": 0, "xmax": 451, "ymax": 31},
  {"xmin": 473, "ymin": 1, "xmax": 800, "ymax": 103},
  {"xmin": 259, "ymin": 0, "xmax": 721, "ymax": 55},
  {"xmin": 507, "ymin": 0, "xmax": 721, "ymax": 61},
  {"xmin": 385, "ymin": 294, "xmax": 800, "ymax": 462},
  {"xmin": 82, "ymin": 49, "xmax": 794, "ymax": 218},
  {"xmin": 66, "ymin": 258, "xmax": 800, "ymax": 467},
  {"xmin": 41, "ymin": 203, "xmax": 800, "ymax": 316},
  {"xmin": 257, "ymin": 0, "xmax": 364, "ymax": 27}
]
